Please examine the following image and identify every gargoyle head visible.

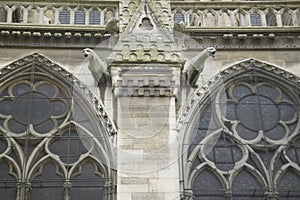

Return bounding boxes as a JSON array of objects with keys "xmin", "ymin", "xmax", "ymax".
[
  {"xmin": 82, "ymin": 48, "xmax": 93, "ymax": 58},
  {"xmin": 206, "ymin": 47, "xmax": 216, "ymax": 57}
]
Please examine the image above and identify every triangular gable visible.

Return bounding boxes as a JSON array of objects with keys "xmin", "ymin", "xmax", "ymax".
[{"xmin": 110, "ymin": 1, "xmax": 183, "ymax": 63}]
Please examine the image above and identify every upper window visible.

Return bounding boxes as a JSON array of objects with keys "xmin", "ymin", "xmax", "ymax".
[
  {"xmin": 266, "ymin": 11, "xmax": 277, "ymax": 26},
  {"xmin": 59, "ymin": 9, "xmax": 70, "ymax": 24},
  {"xmin": 0, "ymin": 7, "xmax": 7, "ymax": 22},
  {"xmin": 89, "ymin": 10, "xmax": 101, "ymax": 25},
  {"xmin": 282, "ymin": 10, "xmax": 293, "ymax": 26},
  {"xmin": 250, "ymin": 12, "xmax": 262, "ymax": 26},
  {"xmin": 174, "ymin": 12, "xmax": 185, "ymax": 23},
  {"xmin": 75, "ymin": 9, "xmax": 85, "ymax": 25}
]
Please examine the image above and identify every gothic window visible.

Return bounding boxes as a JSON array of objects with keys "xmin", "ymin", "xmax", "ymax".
[
  {"xmin": 250, "ymin": 12, "xmax": 262, "ymax": 26},
  {"xmin": 219, "ymin": 12, "xmax": 231, "ymax": 27},
  {"xmin": 12, "ymin": 8, "xmax": 23, "ymax": 23},
  {"xmin": 0, "ymin": 53, "xmax": 115, "ymax": 200},
  {"xmin": 174, "ymin": 11, "xmax": 185, "ymax": 24},
  {"xmin": 44, "ymin": 9, "xmax": 55, "ymax": 24},
  {"xmin": 266, "ymin": 11, "xmax": 277, "ymax": 26},
  {"xmin": 59, "ymin": 9, "xmax": 70, "ymax": 24},
  {"xmin": 27, "ymin": 8, "xmax": 39, "ymax": 23},
  {"xmin": 89, "ymin": 10, "xmax": 101, "ymax": 25},
  {"xmin": 180, "ymin": 59, "xmax": 300, "ymax": 199},
  {"xmin": 189, "ymin": 12, "xmax": 201, "ymax": 26},
  {"xmin": 238, "ymin": 11, "xmax": 248, "ymax": 26},
  {"xmin": 282, "ymin": 10, "xmax": 293, "ymax": 26},
  {"xmin": 104, "ymin": 9, "xmax": 115, "ymax": 24},
  {"xmin": 75, "ymin": 9, "xmax": 85, "ymax": 25},
  {"xmin": 204, "ymin": 12, "xmax": 216, "ymax": 26},
  {"xmin": 0, "ymin": 7, "xmax": 7, "ymax": 22}
]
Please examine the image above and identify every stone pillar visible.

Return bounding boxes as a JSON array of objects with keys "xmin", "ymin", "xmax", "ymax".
[
  {"xmin": 16, "ymin": 182, "xmax": 31, "ymax": 200},
  {"xmin": 112, "ymin": 64, "xmax": 181, "ymax": 200}
]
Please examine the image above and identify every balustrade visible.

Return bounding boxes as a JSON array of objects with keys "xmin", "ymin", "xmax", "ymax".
[{"xmin": 0, "ymin": 3, "xmax": 118, "ymax": 26}]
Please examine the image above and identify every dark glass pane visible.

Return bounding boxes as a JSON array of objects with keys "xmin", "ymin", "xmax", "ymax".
[
  {"xmin": 236, "ymin": 95, "xmax": 279, "ymax": 131},
  {"xmin": 232, "ymin": 85, "xmax": 251, "ymax": 100},
  {"xmin": 0, "ymin": 136, "xmax": 7, "ymax": 153},
  {"xmin": 0, "ymin": 99, "xmax": 12, "ymax": 115},
  {"xmin": 232, "ymin": 170, "xmax": 265, "ymax": 198},
  {"xmin": 37, "ymin": 84, "xmax": 56, "ymax": 97},
  {"xmin": 12, "ymin": 83, "xmax": 30, "ymax": 96},
  {"xmin": 59, "ymin": 9, "xmax": 70, "ymax": 24},
  {"xmin": 0, "ymin": 160, "xmax": 17, "ymax": 200},
  {"xmin": 277, "ymin": 170, "xmax": 300, "ymax": 198},
  {"xmin": 89, "ymin": 10, "xmax": 100, "ymax": 25},
  {"xmin": 250, "ymin": 13, "xmax": 262, "ymax": 26},
  {"xmin": 264, "ymin": 124, "xmax": 285, "ymax": 141},
  {"xmin": 75, "ymin": 10, "xmax": 85, "ymax": 25},
  {"xmin": 286, "ymin": 139, "xmax": 300, "ymax": 164},
  {"xmin": 282, "ymin": 11, "xmax": 293, "ymax": 26},
  {"xmin": 7, "ymin": 118, "xmax": 27, "ymax": 133},
  {"xmin": 236, "ymin": 123, "xmax": 258, "ymax": 140},
  {"xmin": 174, "ymin": 12, "xmax": 184, "ymax": 23},
  {"xmin": 34, "ymin": 119, "xmax": 54, "ymax": 133},
  {"xmin": 71, "ymin": 162, "xmax": 105, "ymax": 200},
  {"xmin": 192, "ymin": 170, "xmax": 224, "ymax": 198},
  {"xmin": 31, "ymin": 162, "xmax": 64, "ymax": 200},
  {"xmin": 278, "ymin": 103, "xmax": 295, "ymax": 121},
  {"xmin": 53, "ymin": 101, "xmax": 67, "ymax": 116},
  {"xmin": 225, "ymin": 101, "xmax": 236, "ymax": 120},
  {"xmin": 0, "ymin": 7, "xmax": 7, "ymax": 22},
  {"xmin": 266, "ymin": 12, "xmax": 277, "ymax": 26},
  {"xmin": 49, "ymin": 129, "xmax": 90, "ymax": 164},
  {"xmin": 206, "ymin": 136, "xmax": 242, "ymax": 171},
  {"xmin": 257, "ymin": 85, "xmax": 279, "ymax": 101},
  {"xmin": 12, "ymin": 92, "xmax": 52, "ymax": 125}
]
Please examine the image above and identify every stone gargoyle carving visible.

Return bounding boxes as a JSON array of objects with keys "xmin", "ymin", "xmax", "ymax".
[
  {"xmin": 82, "ymin": 48, "xmax": 110, "ymax": 100},
  {"xmin": 105, "ymin": 18, "xmax": 119, "ymax": 36},
  {"xmin": 182, "ymin": 47, "xmax": 216, "ymax": 88}
]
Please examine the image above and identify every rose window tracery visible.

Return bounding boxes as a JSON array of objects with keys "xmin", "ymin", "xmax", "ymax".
[
  {"xmin": 225, "ymin": 82, "xmax": 297, "ymax": 145},
  {"xmin": 0, "ymin": 79, "xmax": 69, "ymax": 135}
]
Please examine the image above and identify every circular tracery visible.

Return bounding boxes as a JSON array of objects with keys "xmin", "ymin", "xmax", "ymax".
[
  {"xmin": 236, "ymin": 95, "xmax": 280, "ymax": 131},
  {"xmin": 12, "ymin": 92, "xmax": 53, "ymax": 125},
  {"xmin": 0, "ymin": 79, "xmax": 70, "ymax": 135},
  {"xmin": 225, "ymin": 81, "xmax": 297, "ymax": 144}
]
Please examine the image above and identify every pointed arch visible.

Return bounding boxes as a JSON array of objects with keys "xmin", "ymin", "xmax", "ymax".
[
  {"xmin": 178, "ymin": 58, "xmax": 300, "ymax": 199},
  {"xmin": 0, "ymin": 53, "xmax": 117, "ymax": 199},
  {"xmin": 230, "ymin": 166, "xmax": 266, "ymax": 198}
]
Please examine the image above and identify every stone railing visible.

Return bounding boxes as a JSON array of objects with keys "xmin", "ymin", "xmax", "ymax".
[
  {"xmin": 0, "ymin": 1, "xmax": 118, "ymax": 26},
  {"xmin": 171, "ymin": 1, "xmax": 300, "ymax": 28}
]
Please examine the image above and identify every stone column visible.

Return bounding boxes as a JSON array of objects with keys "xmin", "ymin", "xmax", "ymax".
[{"xmin": 112, "ymin": 65, "xmax": 181, "ymax": 200}]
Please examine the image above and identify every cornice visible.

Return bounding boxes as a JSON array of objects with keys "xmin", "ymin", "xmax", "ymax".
[
  {"xmin": 3, "ymin": 0, "xmax": 119, "ymax": 7},
  {"xmin": 170, "ymin": 1, "xmax": 300, "ymax": 9}
]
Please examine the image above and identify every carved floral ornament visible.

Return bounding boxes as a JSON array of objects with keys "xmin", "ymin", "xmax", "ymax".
[{"xmin": 178, "ymin": 58, "xmax": 300, "ymax": 198}]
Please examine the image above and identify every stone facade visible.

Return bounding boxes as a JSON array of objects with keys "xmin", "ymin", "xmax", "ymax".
[{"xmin": 0, "ymin": 0, "xmax": 299, "ymax": 200}]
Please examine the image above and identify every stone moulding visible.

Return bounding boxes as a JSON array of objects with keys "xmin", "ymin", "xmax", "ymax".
[{"xmin": 0, "ymin": 52, "xmax": 117, "ymax": 136}]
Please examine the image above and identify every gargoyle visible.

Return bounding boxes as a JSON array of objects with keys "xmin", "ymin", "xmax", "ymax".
[
  {"xmin": 183, "ymin": 47, "xmax": 216, "ymax": 88},
  {"xmin": 82, "ymin": 48, "xmax": 110, "ymax": 100},
  {"xmin": 105, "ymin": 18, "xmax": 119, "ymax": 36}
]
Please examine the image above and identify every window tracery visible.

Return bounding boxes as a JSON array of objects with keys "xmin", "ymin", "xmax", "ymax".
[
  {"xmin": 0, "ymin": 54, "xmax": 116, "ymax": 200},
  {"xmin": 179, "ymin": 59, "xmax": 300, "ymax": 199}
]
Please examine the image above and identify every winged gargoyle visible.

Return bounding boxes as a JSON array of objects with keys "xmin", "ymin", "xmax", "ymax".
[
  {"xmin": 82, "ymin": 48, "xmax": 110, "ymax": 100},
  {"xmin": 182, "ymin": 47, "xmax": 216, "ymax": 88}
]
